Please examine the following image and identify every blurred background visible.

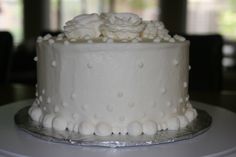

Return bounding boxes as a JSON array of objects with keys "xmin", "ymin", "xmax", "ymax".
[{"xmin": 0, "ymin": 0, "xmax": 236, "ymax": 110}]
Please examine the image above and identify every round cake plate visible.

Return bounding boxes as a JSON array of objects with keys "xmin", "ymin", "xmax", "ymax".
[{"xmin": 14, "ymin": 106, "xmax": 212, "ymax": 148}]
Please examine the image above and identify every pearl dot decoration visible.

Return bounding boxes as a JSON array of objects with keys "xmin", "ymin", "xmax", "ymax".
[
  {"xmin": 173, "ymin": 59, "xmax": 179, "ymax": 66},
  {"xmin": 183, "ymin": 82, "xmax": 188, "ymax": 88},
  {"xmin": 79, "ymin": 121, "xmax": 95, "ymax": 135},
  {"xmin": 117, "ymin": 92, "xmax": 123, "ymax": 98},
  {"xmin": 167, "ymin": 117, "xmax": 180, "ymax": 130},
  {"xmin": 71, "ymin": 93, "xmax": 76, "ymax": 99},
  {"xmin": 46, "ymin": 97, "xmax": 51, "ymax": 104},
  {"xmin": 95, "ymin": 122, "xmax": 112, "ymax": 136},
  {"xmin": 29, "ymin": 107, "xmax": 42, "ymax": 122},
  {"xmin": 33, "ymin": 56, "xmax": 38, "ymax": 62},
  {"xmin": 42, "ymin": 114, "xmax": 54, "ymax": 128},
  {"xmin": 143, "ymin": 120, "xmax": 157, "ymax": 135},
  {"xmin": 138, "ymin": 62, "xmax": 144, "ymax": 68},
  {"xmin": 52, "ymin": 116, "xmax": 67, "ymax": 131},
  {"xmin": 127, "ymin": 121, "xmax": 143, "ymax": 136},
  {"xmin": 51, "ymin": 61, "xmax": 56, "ymax": 67},
  {"xmin": 161, "ymin": 87, "xmax": 166, "ymax": 94},
  {"xmin": 178, "ymin": 115, "xmax": 189, "ymax": 128}
]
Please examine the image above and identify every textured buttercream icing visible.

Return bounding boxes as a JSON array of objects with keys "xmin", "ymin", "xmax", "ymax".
[{"xmin": 29, "ymin": 13, "xmax": 197, "ymax": 136}]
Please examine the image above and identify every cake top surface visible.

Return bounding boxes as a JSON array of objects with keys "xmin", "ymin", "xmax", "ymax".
[{"xmin": 37, "ymin": 13, "xmax": 186, "ymax": 44}]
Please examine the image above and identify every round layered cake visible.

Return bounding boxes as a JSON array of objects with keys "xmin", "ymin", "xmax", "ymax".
[{"xmin": 29, "ymin": 13, "xmax": 197, "ymax": 136}]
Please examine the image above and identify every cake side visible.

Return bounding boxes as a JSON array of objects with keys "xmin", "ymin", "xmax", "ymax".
[{"xmin": 29, "ymin": 13, "xmax": 197, "ymax": 136}]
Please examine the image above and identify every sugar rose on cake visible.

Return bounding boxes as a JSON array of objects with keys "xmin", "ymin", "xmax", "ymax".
[{"xmin": 29, "ymin": 12, "xmax": 197, "ymax": 137}]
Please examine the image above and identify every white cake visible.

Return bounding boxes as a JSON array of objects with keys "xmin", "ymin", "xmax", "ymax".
[{"xmin": 29, "ymin": 13, "xmax": 197, "ymax": 136}]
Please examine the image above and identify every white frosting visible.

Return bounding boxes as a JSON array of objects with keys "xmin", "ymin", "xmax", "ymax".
[
  {"xmin": 42, "ymin": 114, "xmax": 55, "ymax": 128},
  {"xmin": 143, "ymin": 120, "xmax": 158, "ymax": 135},
  {"xmin": 29, "ymin": 107, "xmax": 42, "ymax": 122},
  {"xmin": 52, "ymin": 116, "xmax": 67, "ymax": 131},
  {"xmin": 166, "ymin": 117, "xmax": 180, "ymax": 130},
  {"xmin": 62, "ymin": 13, "xmax": 182, "ymax": 42},
  {"xmin": 95, "ymin": 122, "xmax": 112, "ymax": 136},
  {"xmin": 29, "ymin": 12, "xmax": 198, "ymax": 136},
  {"xmin": 127, "ymin": 121, "xmax": 143, "ymax": 136},
  {"xmin": 78, "ymin": 121, "xmax": 95, "ymax": 135},
  {"xmin": 100, "ymin": 13, "xmax": 145, "ymax": 40},
  {"xmin": 64, "ymin": 13, "xmax": 103, "ymax": 39}
]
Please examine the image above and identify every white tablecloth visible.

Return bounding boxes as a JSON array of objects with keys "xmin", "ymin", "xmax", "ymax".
[{"xmin": 0, "ymin": 100, "xmax": 236, "ymax": 157}]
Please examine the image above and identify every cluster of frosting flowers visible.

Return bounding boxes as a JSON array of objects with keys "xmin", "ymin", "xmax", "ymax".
[
  {"xmin": 64, "ymin": 13, "xmax": 103, "ymax": 39},
  {"xmin": 63, "ymin": 12, "xmax": 182, "ymax": 41}
]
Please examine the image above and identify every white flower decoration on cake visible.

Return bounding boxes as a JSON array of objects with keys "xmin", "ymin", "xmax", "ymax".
[
  {"xmin": 142, "ymin": 21, "xmax": 159, "ymax": 39},
  {"xmin": 100, "ymin": 13, "xmax": 145, "ymax": 40},
  {"xmin": 64, "ymin": 13, "xmax": 103, "ymax": 39}
]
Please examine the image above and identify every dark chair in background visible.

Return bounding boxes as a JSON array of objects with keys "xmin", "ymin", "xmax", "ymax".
[
  {"xmin": 0, "ymin": 32, "xmax": 13, "ymax": 84},
  {"xmin": 183, "ymin": 34, "xmax": 223, "ymax": 91}
]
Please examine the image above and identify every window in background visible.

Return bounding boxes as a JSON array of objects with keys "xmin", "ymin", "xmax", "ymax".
[
  {"xmin": 0, "ymin": 0, "xmax": 23, "ymax": 44},
  {"xmin": 187, "ymin": 0, "xmax": 236, "ymax": 68},
  {"xmin": 50, "ymin": 0, "xmax": 159, "ymax": 30}
]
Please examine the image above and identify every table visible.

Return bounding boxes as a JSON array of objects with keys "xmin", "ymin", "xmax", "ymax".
[{"xmin": 0, "ymin": 100, "xmax": 236, "ymax": 157}]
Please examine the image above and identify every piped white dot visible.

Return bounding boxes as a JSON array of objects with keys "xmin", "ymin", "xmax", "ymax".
[
  {"xmin": 39, "ymin": 96, "xmax": 43, "ymax": 102},
  {"xmin": 166, "ymin": 101, "xmax": 172, "ymax": 107},
  {"xmin": 183, "ymin": 82, "xmax": 188, "ymax": 88},
  {"xmin": 117, "ymin": 92, "xmax": 123, "ymax": 98},
  {"xmin": 185, "ymin": 95, "xmax": 190, "ymax": 101},
  {"xmin": 189, "ymin": 65, "xmax": 191, "ymax": 70},
  {"xmin": 35, "ymin": 92, "xmax": 38, "ymax": 97},
  {"xmin": 42, "ymin": 89, "xmax": 45, "ymax": 94},
  {"xmin": 87, "ymin": 63, "xmax": 93, "ymax": 69},
  {"xmin": 33, "ymin": 56, "xmax": 38, "ymax": 62},
  {"xmin": 47, "ymin": 97, "xmax": 51, "ymax": 103},
  {"xmin": 51, "ymin": 61, "xmax": 56, "ymax": 67},
  {"xmin": 161, "ymin": 87, "xmax": 166, "ymax": 94},
  {"xmin": 138, "ymin": 62, "xmax": 144, "ymax": 69},
  {"xmin": 179, "ymin": 98, "xmax": 184, "ymax": 103},
  {"xmin": 173, "ymin": 59, "xmax": 179, "ymax": 66},
  {"xmin": 71, "ymin": 93, "xmax": 76, "ymax": 99}
]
